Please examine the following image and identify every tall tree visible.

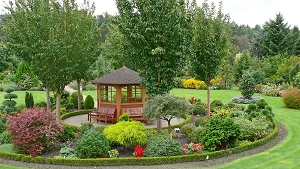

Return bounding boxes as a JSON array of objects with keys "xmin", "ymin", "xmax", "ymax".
[
  {"xmin": 115, "ymin": 0, "xmax": 190, "ymax": 132},
  {"xmin": 190, "ymin": 1, "xmax": 230, "ymax": 116},
  {"xmin": 5, "ymin": 0, "xmax": 96, "ymax": 120},
  {"xmin": 259, "ymin": 13, "xmax": 292, "ymax": 57}
]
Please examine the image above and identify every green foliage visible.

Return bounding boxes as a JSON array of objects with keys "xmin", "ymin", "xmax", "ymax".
[
  {"xmin": 256, "ymin": 99, "xmax": 268, "ymax": 109},
  {"xmin": 194, "ymin": 117, "xmax": 209, "ymax": 127},
  {"xmin": 103, "ymin": 121, "xmax": 147, "ymax": 146},
  {"xmin": 69, "ymin": 92, "xmax": 83, "ymax": 109},
  {"xmin": 0, "ymin": 131, "xmax": 11, "ymax": 144},
  {"xmin": 76, "ymin": 130, "xmax": 110, "ymax": 158},
  {"xmin": 200, "ymin": 117, "xmax": 241, "ymax": 151},
  {"xmin": 84, "ymin": 95, "xmax": 94, "ymax": 109},
  {"xmin": 258, "ymin": 13, "xmax": 293, "ymax": 57},
  {"xmin": 278, "ymin": 56, "xmax": 300, "ymax": 82},
  {"xmin": 34, "ymin": 101, "xmax": 47, "ymax": 108},
  {"xmin": 25, "ymin": 92, "xmax": 34, "ymax": 108},
  {"xmin": 143, "ymin": 94, "xmax": 192, "ymax": 137},
  {"xmin": 1, "ymin": 87, "xmax": 17, "ymax": 113},
  {"xmin": 116, "ymin": 0, "xmax": 189, "ymax": 96},
  {"xmin": 293, "ymin": 72, "xmax": 300, "ymax": 89},
  {"xmin": 78, "ymin": 122, "xmax": 95, "ymax": 136},
  {"xmin": 247, "ymin": 104, "xmax": 257, "ymax": 112},
  {"xmin": 57, "ymin": 142, "xmax": 76, "ymax": 159},
  {"xmin": 234, "ymin": 52, "xmax": 253, "ymax": 81},
  {"xmin": 119, "ymin": 113, "xmax": 132, "ymax": 122},
  {"xmin": 59, "ymin": 125, "xmax": 76, "ymax": 142},
  {"xmin": 143, "ymin": 135, "xmax": 182, "ymax": 157},
  {"xmin": 211, "ymin": 107, "xmax": 234, "ymax": 118},
  {"xmin": 210, "ymin": 100, "xmax": 224, "ymax": 109},
  {"xmin": 181, "ymin": 125, "xmax": 205, "ymax": 143},
  {"xmin": 108, "ymin": 149, "xmax": 119, "ymax": 158},
  {"xmin": 233, "ymin": 115, "xmax": 270, "ymax": 141},
  {"xmin": 193, "ymin": 104, "xmax": 207, "ymax": 116},
  {"xmin": 239, "ymin": 71, "xmax": 255, "ymax": 99}
]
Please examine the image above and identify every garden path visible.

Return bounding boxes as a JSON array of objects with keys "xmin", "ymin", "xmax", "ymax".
[{"xmin": 64, "ymin": 85, "xmax": 98, "ymax": 108}]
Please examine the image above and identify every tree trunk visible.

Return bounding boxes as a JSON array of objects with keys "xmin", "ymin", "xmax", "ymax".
[
  {"xmin": 157, "ymin": 69, "xmax": 162, "ymax": 133},
  {"xmin": 77, "ymin": 79, "xmax": 81, "ymax": 110},
  {"xmin": 168, "ymin": 120, "xmax": 172, "ymax": 139},
  {"xmin": 46, "ymin": 86, "xmax": 51, "ymax": 111},
  {"xmin": 55, "ymin": 89, "xmax": 61, "ymax": 121},
  {"xmin": 207, "ymin": 83, "xmax": 211, "ymax": 117}
]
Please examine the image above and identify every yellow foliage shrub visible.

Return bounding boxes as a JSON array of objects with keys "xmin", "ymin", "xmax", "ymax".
[{"xmin": 182, "ymin": 78, "xmax": 207, "ymax": 89}]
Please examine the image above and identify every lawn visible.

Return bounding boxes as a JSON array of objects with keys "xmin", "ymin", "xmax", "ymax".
[
  {"xmin": 0, "ymin": 91, "xmax": 52, "ymax": 106},
  {"xmin": 0, "ymin": 88, "xmax": 299, "ymax": 168}
]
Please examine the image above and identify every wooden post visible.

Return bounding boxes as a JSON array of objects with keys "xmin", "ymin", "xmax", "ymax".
[
  {"xmin": 142, "ymin": 86, "xmax": 146, "ymax": 107},
  {"xmin": 116, "ymin": 85, "xmax": 121, "ymax": 122},
  {"xmin": 97, "ymin": 85, "xmax": 101, "ymax": 108}
]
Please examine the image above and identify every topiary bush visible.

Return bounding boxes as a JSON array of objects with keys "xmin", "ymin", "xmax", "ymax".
[
  {"xmin": 282, "ymin": 88, "xmax": 300, "ymax": 109},
  {"xmin": 200, "ymin": 117, "xmax": 240, "ymax": 151},
  {"xmin": 7, "ymin": 108, "xmax": 63, "ymax": 156},
  {"xmin": 210, "ymin": 100, "xmax": 224, "ymax": 109},
  {"xmin": 84, "ymin": 95, "xmax": 94, "ymax": 109},
  {"xmin": 76, "ymin": 130, "xmax": 110, "ymax": 158},
  {"xmin": 239, "ymin": 71, "xmax": 255, "ymax": 99},
  {"xmin": 103, "ymin": 121, "xmax": 147, "ymax": 147},
  {"xmin": 143, "ymin": 135, "xmax": 182, "ymax": 157},
  {"xmin": 256, "ymin": 99, "xmax": 268, "ymax": 109},
  {"xmin": 247, "ymin": 104, "xmax": 257, "ymax": 112},
  {"xmin": 1, "ymin": 88, "xmax": 18, "ymax": 113}
]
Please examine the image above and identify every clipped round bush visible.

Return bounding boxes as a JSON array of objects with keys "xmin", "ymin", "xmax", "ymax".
[
  {"xmin": 231, "ymin": 110, "xmax": 243, "ymax": 117},
  {"xmin": 7, "ymin": 108, "xmax": 63, "ymax": 156},
  {"xmin": 210, "ymin": 100, "xmax": 224, "ymax": 109},
  {"xmin": 256, "ymin": 99, "xmax": 268, "ymax": 109},
  {"xmin": 103, "ymin": 121, "xmax": 147, "ymax": 146},
  {"xmin": 193, "ymin": 105, "xmax": 207, "ymax": 116},
  {"xmin": 84, "ymin": 95, "xmax": 94, "ymax": 109},
  {"xmin": 78, "ymin": 122, "xmax": 95, "ymax": 135},
  {"xmin": 143, "ymin": 135, "xmax": 182, "ymax": 157},
  {"xmin": 200, "ymin": 117, "xmax": 240, "ymax": 151},
  {"xmin": 282, "ymin": 88, "xmax": 300, "ymax": 109},
  {"xmin": 119, "ymin": 113, "xmax": 132, "ymax": 122},
  {"xmin": 247, "ymin": 104, "xmax": 257, "ymax": 112},
  {"xmin": 76, "ymin": 130, "xmax": 110, "ymax": 158}
]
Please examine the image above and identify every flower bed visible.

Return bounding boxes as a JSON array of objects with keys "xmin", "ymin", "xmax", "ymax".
[{"xmin": 231, "ymin": 96, "xmax": 261, "ymax": 104}]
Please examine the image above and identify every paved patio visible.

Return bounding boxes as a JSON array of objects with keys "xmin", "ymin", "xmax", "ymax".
[{"xmin": 63, "ymin": 114, "xmax": 185, "ymax": 129}]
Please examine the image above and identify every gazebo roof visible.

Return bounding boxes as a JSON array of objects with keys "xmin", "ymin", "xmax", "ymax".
[{"xmin": 91, "ymin": 66, "xmax": 142, "ymax": 85}]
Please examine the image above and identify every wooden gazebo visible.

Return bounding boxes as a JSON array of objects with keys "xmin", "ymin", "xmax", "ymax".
[{"xmin": 91, "ymin": 66, "xmax": 146, "ymax": 123}]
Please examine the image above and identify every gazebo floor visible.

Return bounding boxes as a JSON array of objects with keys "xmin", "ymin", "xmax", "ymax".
[{"xmin": 63, "ymin": 114, "xmax": 185, "ymax": 129}]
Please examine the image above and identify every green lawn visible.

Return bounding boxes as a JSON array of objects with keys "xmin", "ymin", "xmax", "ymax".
[
  {"xmin": 0, "ymin": 91, "xmax": 51, "ymax": 106},
  {"xmin": 0, "ymin": 89, "xmax": 299, "ymax": 168}
]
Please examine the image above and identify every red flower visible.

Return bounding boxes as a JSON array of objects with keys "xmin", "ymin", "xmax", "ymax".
[{"xmin": 134, "ymin": 146, "xmax": 144, "ymax": 158}]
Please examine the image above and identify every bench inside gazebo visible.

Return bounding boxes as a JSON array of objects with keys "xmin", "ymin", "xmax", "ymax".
[{"xmin": 90, "ymin": 66, "xmax": 147, "ymax": 125}]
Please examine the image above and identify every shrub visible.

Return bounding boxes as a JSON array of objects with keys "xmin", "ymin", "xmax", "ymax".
[
  {"xmin": 108, "ymin": 149, "xmax": 119, "ymax": 158},
  {"xmin": 84, "ymin": 84, "xmax": 97, "ymax": 91},
  {"xmin": 239, "ymin": 71, "xmax": 255, "ymax": 99},
  {"xmin": 69, "ymin": 92, "xmax": 83, "ymax": 109},
  {"xmin": 200, "ymin": 117, "xmax": 240, "ymax": 151},
  {"xmin": 119, "ymin": 113, "xmax": 132, "ymax": 122},
  {"xmin": 193, "ymin": 105, "xmax": 207, "ymax": 116},
  {"xmin": 256, "ymin": 99, "xmax": 268, "ymax": 109},
  {"xmin": 210, "ymin": 100, "xmax": 224, "ymax": 109},
  {"xmin": 34, "ymin": 101, "xmax": 47, "ymax": 108},
  {"xmin": 182, "ymin": 78, "xmax": 207, "ymax": 89},
  {"xmin": 76, "ymin": 130, "xmax": 110, "ymax": 158},
  {"xmin": 25, "ymin": 92, "xmax": 34, "ymax": 108},
  {"xmin": 59, "ymin": 125, "xmax": 76, "ymax": 142},
  {"xmin": 211, "ymin": 107, "xmax": 233, "ymax": 118},
  {"xmin": 7, "ymin": 108, "xmax": 63, "ymax": 156},
  {"xmin": 95, "ymin": 126, "xmax": 106, "ymax": 133},
  {"xmin": 194, "ymin": 117, "xmax": 209, "ymax": 127},
  {"xmin": 78, "ymin": 122, "xmax": 95, "ymax": 135},
  {"xmin": 1, "ymin": 88, "xmax": 18, "ymax": 113},
  {"xmin": 84, "ymin": 95, "xmax": 94, "ymax": 109},
  {"xmin": 103, "ymin": 121, "xmax": 147, "ymax": 147},
  {"xmin": 282, "ymin": 88, "xmax": 300, "ymax": 109},
  {"xmin": 231, "ymin": 110, "xmax": 244, "ymax": 117},
  {"xmin": 143, "ymin": 135, "xmax": 182, "ymax": 157},
  {"xmin": 0, "ymin": 131, "xmax": 11, "ymax": 144},
  {"xmin": 183, "ymin": 142, "xmax": 204, "ymax": 155},
  {"xmin": 233, "ymin": 115, "xmax": 270, "ymax": 141},
  {"xmin": 58, "ymin": 142, "xmax": 76, "ymax": 159},
  {"xmin": 246, "ymin": 104, "xmax": 257, "ymax": 112}
]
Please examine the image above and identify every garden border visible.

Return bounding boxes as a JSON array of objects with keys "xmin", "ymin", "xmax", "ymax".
[{"xmin": 0, "ymin": 111, "xmax": 279, "ymax": 166}]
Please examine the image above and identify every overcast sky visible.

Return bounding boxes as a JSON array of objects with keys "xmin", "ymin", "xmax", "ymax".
[{"xmin": 1, "ymin": 0, "xmax": 299, "ymax": 28}]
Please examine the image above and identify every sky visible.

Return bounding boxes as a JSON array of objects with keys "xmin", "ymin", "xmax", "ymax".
[{"xmin": 1, "ymin": 0, "xmax": 300, "ymax": 28}]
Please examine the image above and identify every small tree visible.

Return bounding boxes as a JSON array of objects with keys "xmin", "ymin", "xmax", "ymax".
[
  {"xmin": 25, "ymin": 92, "xmax": 34, "ymax": 108},
  {"xmin": 143, "ymin": 94, "xmax": 193, "ymax": 139},
  {"xmin": 239, "ymin": 71, "xmax": 255, "ymax": 99},
  {"xmin": 0, "ymin": 88, "xmax": 18, "ymax": 113},
  {"xmin": 84, "ymin": 95, "xmax": 94, "ymax": 109}
]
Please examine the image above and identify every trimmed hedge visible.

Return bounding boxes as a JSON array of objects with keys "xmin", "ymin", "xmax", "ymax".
[
  {"xmin": 0, "ymin": 121, "xmax": 279, "ymax": 166},
  {"xmin": 60, "ymin": 110, "xmax": 89, "ymax": 120}
]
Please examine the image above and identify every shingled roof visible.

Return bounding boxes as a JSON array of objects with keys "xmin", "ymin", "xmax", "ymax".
[{"xmin": 91, "ymin": 66, "xmax": 142, "ymax": 85}]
